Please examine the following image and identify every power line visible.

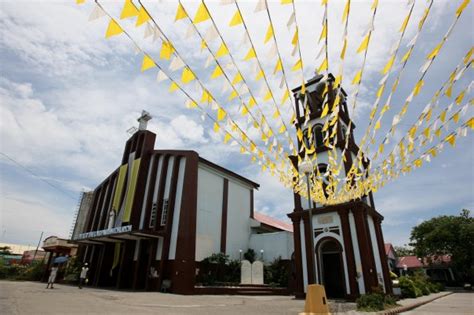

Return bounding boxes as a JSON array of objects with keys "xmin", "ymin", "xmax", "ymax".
[{"xmin": 0, "ymin": 151, "xmax": 77, "ymax": 200}]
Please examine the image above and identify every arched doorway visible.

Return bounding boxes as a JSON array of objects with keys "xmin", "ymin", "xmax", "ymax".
[{"xmin": 317, "ymin": 238, "xmax": 345, "ymax": 298}]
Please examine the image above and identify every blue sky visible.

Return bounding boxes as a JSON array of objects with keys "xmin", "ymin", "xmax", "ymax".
[{"xmin": 0, "ymin": 0, "xmax": 472, "ymax": 248}]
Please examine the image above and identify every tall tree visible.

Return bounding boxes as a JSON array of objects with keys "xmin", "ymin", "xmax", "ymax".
[{"xmin": 410, "ymin": 209, "xmax": 474, "ymax": 282}]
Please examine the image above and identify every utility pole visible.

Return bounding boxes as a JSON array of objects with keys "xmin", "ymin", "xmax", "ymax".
[{"xmin": 32, "ymin": 231, "xmax": 44, "ymax": 263}]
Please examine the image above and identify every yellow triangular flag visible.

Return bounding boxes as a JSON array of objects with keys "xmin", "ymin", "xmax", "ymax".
[
  {"xmin": 232, "ymin": 72, "xmax": 243, "ymax": 84},
  {"xmin": 426, "ymin": 43, "xmax": 442, "ymax": 60},
  {"xmin": 224, "ymin": 132, "xmax": 232, "ymax": 144},
  {"xmin": 241, "ymin": 106, "xmax": 249, "ymax": 116},
  {"xmin": 248, "ymin": 96, "xmax": 256, "ymax": 107},
  {"xmin": 279, "ymin": 124, "xmax": 286, "ymax": 134},
  {"xmin": 413, "ymin": 80, "xmax": 424, "ymax": 96},
  {"xmin": 274, "ymin": 59, "xmax": 283, "ymax": 74},
  {"xmin": 456, "ymin": 0, "xmax": 470, "ymax": 17},
  {"xmin": 440, "ymin": 109, "xmax": 447, "ymax": 122},
  {"xmin": 169, "ymin": 82, "xmax": 179, "ymax": 92},
  {"xmin": 136, "ymin": 6, "xmax": 151, "ymax": 26},
  {"xmin": 120, "ymin": 0, "xmax": 139, "ymax": 20},
  {"xmin": 264, "ymin": 24, "xmax": 274, "ymax": 44},
  {"xmin": 217, "ymin": 107, "xmax": 226, "ymax": 121},
  {"xmin": 466, "ymin": 117, "xmax": 474, "ymax": 130},
  {"xmin": 201, "ymin": 90, "xmax": 211, "ymax": 103},
  {"xmin": 357, "ymin": 34, "xmax": 370, "ymax": 53},
  {"xmin": 256, "ymin": 69, "xmax": 264, "ymax": 80},
  {"xmin": 186, "ymin": 100, "xmax": 198, "ymax": 109},
  {"xmin": 160, "ymin": 41, "xmax": 174, "ymax": 60},
  {"xmin": 381, "ymin": 55, "xmax": 395, "ymax": 75},
  {"xmin": 244, "ymin": 47, "xmax": 256, "ymax": 61},
  {"xmin": 342, "ymin": 0, "xmax": 350, "ymax": 22},
  {"xmin": 455, "ymin": 91, "xmax": 465, "ymax": 105},
  {"xmin": 401, "ymin": 48, "xmax": 412, "ymax": 63},
  {"xmin": 76, "ymin": 0, "xmax": 85, "ymax": 4},
  {"xmin": 213, "ymin": 122, "xmax": 220, "ymax": 133},
  {"xmin": 445, "ymin": 84, "xmax": 453, "ymax": 97},
  {"xmin": 317, "ymin": 58, "xmax": 328, "ymax": 73},
  {"xmin": 399, "ymin": 13, "xmax": 410, "ymax": 33},
  {"xmin": 281, "ymin": 90, "xmax": 289, "ymax": 104},
  {"xmin": 352, "ymin": 70, "xmax": 362, "ymax": 85},
  {"xmin": 292, "ymin": 59, "xmax": 302, "ymax": 71},
  {"xmin": 319, "ymin": 22, "xmax": 327, "ymax": 42},
  {"xmin": 228, "ymin": 90, "xmax": 238, "ymax": 101},
  {"xmin": 105, "ymin": 19, "xmax": 124, "ymax": 39},
  {"xmin": 281, "ymin": 0, "xmax": 293, "ymax": 4},
  {"xmin": 181, "ymin": 67, "xmax": 195, "ymax": 84},
  {"xmin": 414, "ymin": 159, "xmax": 422, "ymax": 168},
  {"xmin": 211, "ymin": 65, "xmax": 223, "ymax": 79},
  {"xmin": 320, "ymin": 103, "xmax": 329, "ymax": 118},
  {"xmin": 453, "ymin": 112, "xmax": 460, "ymax": 123},
  {"xmin": 423, "ymin": 127, "xmax": 430, "ymax": 138},
  {"xmin": 376, "ymin": 84, "xmax": 385, "ymax": 99},
  {"xmin": 141, "ymin": 55, "xmax": 156, "ymax": 72},
  {"xmin": 216, "ymin": 43, "xmax": 229, "ymax": 58},
  {"xmin": 229, "ymin": 10, "xmax": 243, "ymax": 26},
  {"xmin": 273, "ymin": 110, "xmax": 280, "ymax": 119},
  {"xmin": 291, "ymin": 28, "xmax": 298, "ymax": 46},
  {"xmin": 193, "ymin": 3, "xmax": 210, "ymax": 24},
  {"xmin": 340, "ymin": 39, "xmax": 347, "ymax": 60},
  {"xmin": 445, "ymin": 134, "xmax": 456, "ymax": 146},
  {"xmin": 374, "ymin": 120, "xmax": 381, "ymax": 130},
  {"xmin": 175, "ymin": 2, "xmax": 187, "ymax": 21},
  {"xmin": 264, "ymin": 90, "xmax": 272, "ymax": 101},
  {"xmin": 435, "ymin": 128, "xmax": 442, "ymax": 138}
]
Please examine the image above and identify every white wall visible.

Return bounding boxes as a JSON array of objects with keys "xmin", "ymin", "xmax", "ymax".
[
  {"xmin": 195, "ymin": 166, "xmax": 224, "ymax": 261},
  {"xmin": 367, "ymin": 215, "xmax": 385, "ymax": 292},
  {"xmin": 168, "ymin": 157, "xmax": 186, "ymax": 260},
  {"xmin": 349, "ymin": 210, "xmax": 365, "ymax": 294},
  {"xmin": 249, "ymin": 231, "xmax": 294, "ymax": 261}
]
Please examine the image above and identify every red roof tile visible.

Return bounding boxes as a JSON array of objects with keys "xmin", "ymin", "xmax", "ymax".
[
  {"xmin": 396, "ymin": 256, "xmax": 424, "ymax": 269},
  {"xmin": 253, "ymin": 212, "xmax": 293, "ymax": 232}
]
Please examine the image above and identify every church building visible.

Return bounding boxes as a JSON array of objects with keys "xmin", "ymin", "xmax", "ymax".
[
  {"xmin": 288, "ymin": 74, "xmax": 392, "ymax": 299},
  {"xmin": 72, "ymin": 112, "xmax": 293, "ymax": 294}
]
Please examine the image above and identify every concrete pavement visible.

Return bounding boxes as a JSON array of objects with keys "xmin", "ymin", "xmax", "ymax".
[
  {"xmin": 401, "ymin": 292, "xmax": 473, "ymax": 315},
  {"xmin": 0, "ymin": 280, "xmax": 356, "ymax": 314}
]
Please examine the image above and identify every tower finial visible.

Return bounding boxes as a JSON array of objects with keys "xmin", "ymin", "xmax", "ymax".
[{"xmin": 137, "ymin": 110, "xmax": 152, "ymax": 130}]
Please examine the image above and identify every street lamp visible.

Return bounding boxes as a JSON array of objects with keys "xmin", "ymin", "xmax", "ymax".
[
  {"xmin": 299, "ymin": 158, "xmax": 316, "ymax": 284},
  {"xmin": 239, "ymin": 249, "xmax": 243, "ymax": 262},
  {"xmin": 260, "ymin": 249, "xmax": 264, "ymax": 262}
]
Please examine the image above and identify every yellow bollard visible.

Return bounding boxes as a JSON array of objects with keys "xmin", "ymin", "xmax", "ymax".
[{"xmin": 298, "ymin": 284, "xmax": 330, "ymax": 315}]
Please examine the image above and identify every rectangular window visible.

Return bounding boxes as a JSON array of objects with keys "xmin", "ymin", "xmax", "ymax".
[
  {"xmin": 160, "ymin": 199, "xmax": 169, "ymax": 226},
  {"xmin": 149, "ymin": 202, "xmax": 158, "ymax": 228}
]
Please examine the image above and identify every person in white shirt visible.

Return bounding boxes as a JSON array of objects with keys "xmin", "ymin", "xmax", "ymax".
[
  {"xmin": 46, "ymin": 264, "xmax": 58, "ymax": 289},
  {"xmin": 78, "ymin": 263, "xmax": 89, "ymax": 289}
]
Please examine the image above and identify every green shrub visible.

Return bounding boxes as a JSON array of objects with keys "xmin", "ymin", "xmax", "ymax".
[
  {"xmin": 399, "ymin": 276, "xmax": 421, "ymax": 298},
  {"xmin": 196, "ymin": 253, "xmax": 240, "ymax": 286},
  {"xmin": 356, "ymin": 293, "xmax": 385, "ymax": 311},
  {"xmin": 16, "ymin": 261, "xmax": 45, "ymax": 281},
  {"xmin": 264, "ymin": 257, "xmax": 289, "ymax": 287},
  {"xmin": 243, "ymin": 249, "xmax": 256, "ymax": 263}
]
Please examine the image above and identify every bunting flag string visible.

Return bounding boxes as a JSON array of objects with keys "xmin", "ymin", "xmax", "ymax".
[
  {"xmin": 80, "ymin": 0, "xmax": 474, "ymax": 205},
  {"xmin": 354, "ymin": 0, "xmax": 416, "ymax": 168},
  {"xmin": 97, "ymin": 1, "xmax": 295, "ymax": 184},
  {"xmin": 370, "ymin": 0, "xmax": 470, "ymax": 163},
  {"xmin": 196, "ymin": 0, "xmax": 297, "ymax": 158},
  {"xmin": 174, "ymin": 0, "xmax": 290, "ymax": 163}
]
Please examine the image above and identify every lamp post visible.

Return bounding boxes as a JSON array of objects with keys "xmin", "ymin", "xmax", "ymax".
[
  {"xmin": 299, "ymin": 158, "xmax": 315, "ymax": 284},
  {"xmin": 239, "ymin": 249, "xmax": 243, "ymax": 262},
  {"xmin": 260, "ymin": 249, "xmax": 264, "ymax": 262}
]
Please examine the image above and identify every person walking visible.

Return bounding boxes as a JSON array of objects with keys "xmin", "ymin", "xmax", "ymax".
[
  {"xmin": 46, "ymin": 264, "xmax": 58, "ymax": 289},
  {"xmin": 78, "ymin": 263, "xmax": 89, "ymax": 289}
]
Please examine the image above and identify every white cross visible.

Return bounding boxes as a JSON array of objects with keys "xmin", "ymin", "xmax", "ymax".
[{"xmin": 137, "ymin": 110, "xmax": 152, "ymax": 130}]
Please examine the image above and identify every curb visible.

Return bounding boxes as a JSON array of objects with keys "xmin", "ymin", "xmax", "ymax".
[{"xmin": 377, "ymin": 292, "xmax": 453, "ymax": 315}]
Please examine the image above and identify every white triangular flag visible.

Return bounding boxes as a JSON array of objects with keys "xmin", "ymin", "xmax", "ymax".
[
  {"xmin": 287, "ymin": 12, "xmax": 296, "ymax": 30},
  {"xmin": 204, "ymin": 25, "xmax": 219, "ymax": 43},
  {"xmin": 447, "ymin": 102, "xmax": 454, "ymax": 112},
  {"xmin": 421, "ymin": 103, "xmax": 431, "ymax": 114},
  {"xmin": 185, "ymin": 24, "xmax": 196, "ymax": 39},
  {"xmin": 279, "ymin": 76, "xmax": 285, "ymax": 89},
  {"xmin": 406, "ymin": 91, "xmax": 414, "ymax": 102},
  {"xmin": 291, "ymin": 44, "xmax": 298, "ymax": 57},
  {"xmin": 407, "ymin": 33, "xmax": 419, "ymax": 47},
  {"xmin": 419, "ymin": 60, "xmax": 431, "ymax": 73},
  {"xmin": 169, "ymin": 56, "xmax": 185, "ymax": 71},
  {"xmin": 220, "ymin": 0, "xmax": 234, "ymax": 5},
  {"xmin": 254, "ymin": 0, "xmax": 266, "ymax": 12},
  {"xmin": 156, "ymin": 70, "xmax": 168, "ymax": 83},
  {"xmin": 461, "ymin": 127, "xmax": 468, "ymax": 137},
  {"xmin": 241, "ymin": 32, "xmax": 250, "ymax": 46},
  {"xmin": 222, "ymin": 80, "xmax": 230, "ymax": 93},
  {"xmin": 239, "ymin": 85, "xmax": 249, "ymax": 95},
  {"xmin": 152, "ymin": 28, "xmax": 162, "ymax": 43},
  {"xmin": 144, "ymin": 23, "xmax": 154, "ymax": 39},
  {"xmin": 205, "ymin": 55, "xmax": 213, "ymax": 68},
  {"xmin": 211, "ymin": 100, "xmax": 219, "ymax": 110},
  {"xmin": 267, "ymin": 42, "xmax": 277, "ymax": 58},
  {"xmin": 392, "ymin": 114, "xmax": 400, "ymax": 127},
  {"xmin": 379, "ymin": 72, "xmax": 389, "ymax": 85},
  {"xmin": 88, "ymin": 4, "xmax": 106, "ymax": 21}
]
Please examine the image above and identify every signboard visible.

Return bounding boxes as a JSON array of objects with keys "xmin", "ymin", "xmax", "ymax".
[{"xmin": 75, "ymin": 225, "xmax": 132, "ymax": 240}]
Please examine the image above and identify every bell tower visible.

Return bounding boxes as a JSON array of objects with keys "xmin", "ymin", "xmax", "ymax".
[{"xmin": 287, "ymin": 74, "xmax": 392, "ymax": 299}]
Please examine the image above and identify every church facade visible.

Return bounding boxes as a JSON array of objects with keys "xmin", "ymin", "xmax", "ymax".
[
  {"xmin": 288, "ymin": 75, "xmax": 392, "ymax": 299},
  {"xmin": 72, "ymin": 112, "xmax": 293, "ymax": 294}
]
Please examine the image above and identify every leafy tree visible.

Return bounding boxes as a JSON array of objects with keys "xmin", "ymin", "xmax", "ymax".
[
  {"xmin": 243, "ymin": 248, "xmax": 256, "ymax": 263},
  {"xmin": 0, "ymin": 246, "xmax": 12, "ymax": 255},
  {"xmin": 394, "ymin": 245, "xmax": 414, "ymax": 257},
  {"xmin": 409, "ymin": 209, "xmax": 474, "ymax": 282}
]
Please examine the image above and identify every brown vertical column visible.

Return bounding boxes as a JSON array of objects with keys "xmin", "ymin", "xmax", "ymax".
[
  {"xmin": 220, "ymin": 179, "xmax": 229, "ymax": 253},
  {"xmin": 288, "ymin": 214, "xmax": 305, "ymax": 299},
  {"xmin": 353, "ymin": 208, "xmax": 378, "ymax": 292},
  {"xmin": 373, "ymin": 217, "xmax": 393, "ymax": 294},
  {"xmin": 173, "ymin": 153, "xmax": 199, "ymax": 294},
  {"xmin": 338, "ymin": 208, "xmax": 359, "ymax": 299},
  {"xmin": 302, "ymin": 212, "xmax": 315, "ymax": 285}
]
